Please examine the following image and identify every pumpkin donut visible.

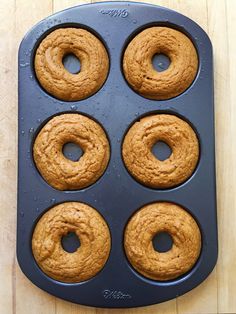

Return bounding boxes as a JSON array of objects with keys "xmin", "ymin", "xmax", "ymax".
[
  {"xmin": 33, "ymin": 113, "xmax": 110, "ymax": 190},
  {"xmin": 35, "ymin": 28, "xmax": 109, "ymax": 101},
  {"xmin": 124, "ymin": 202, "xmax": 201, "ymax": 281},
  {"xmin": 32, "ymin": 202, "xmax": 111, "ymax": 283},
  {"xmin": 123, "ymin": 27, "xmax": 198, "ymax": 99},
  {"xmin": 122, "ymin": 114, "xmax": 199, "ymax": 188}
]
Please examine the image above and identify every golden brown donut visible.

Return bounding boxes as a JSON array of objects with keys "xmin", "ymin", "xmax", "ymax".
[
  {"xmin": 124, "ymin": 202, "xmax": 201, "ymax": 281},
  {"xmin": 122, "ymin": 114, "xmax": 199, "ymax": 189},
  {"xmin": 35, "ymin": 28, "xmax": 109, "ymax": 101},
  {"xmin": 32, "ymin": 202, "xmax": 111, "ymax": 283},
  {"xmin": 33, "ymin": 113, "xmax": 110, "ymax": 190},
  {"xmin": 123, "ymin": 27, "xmax": 198, "ymax": 99}
]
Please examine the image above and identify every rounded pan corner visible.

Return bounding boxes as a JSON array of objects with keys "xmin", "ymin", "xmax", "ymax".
[
  {"xmin": 18, "ymin": 18, "xmax": 47, "ymax": 52},
  {"xmin": 16, "ymin": 245, "xmax": 33, "ymax": 283},
  {"xmin": 207, "ymin": 244, "xmax": 218, "ymax": 273}
]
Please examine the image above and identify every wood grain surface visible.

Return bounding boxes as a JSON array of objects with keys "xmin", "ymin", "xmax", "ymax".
[{"xmin": 0, "ymin": 0, "xmax": 235, "ymax": 313}]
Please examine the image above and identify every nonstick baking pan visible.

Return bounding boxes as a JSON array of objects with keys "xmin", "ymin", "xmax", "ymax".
[{"xmin": 17, "ymin": 1, "xmax": 217, "ymax": 308}]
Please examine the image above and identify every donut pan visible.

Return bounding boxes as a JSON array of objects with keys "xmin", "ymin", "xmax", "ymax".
[{"xmin": 17, "ymin": 1, "xmax": 217, "ymax": 308}]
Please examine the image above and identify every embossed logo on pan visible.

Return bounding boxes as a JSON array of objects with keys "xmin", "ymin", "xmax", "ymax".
[
  {"xmin": 99, "ymin": 9, "xmax": 129, "ymax": 18},
  {"xmin": 102, "ymin": 290, "xmax": 132, "ymax": 299}
]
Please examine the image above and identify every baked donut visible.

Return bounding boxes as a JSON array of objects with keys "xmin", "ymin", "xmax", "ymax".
[
  {"xmin": 32, "ymin": 202, "xmax": 111, "ymax": 283},
  {"xmin": 124, "ymin": 202, "xmax": 201, "ymax": 281},
  {"xmin": 122, "ymin": 114, "xmax": 199, "ymax": 188},
  {"xmin": 33, "ymin": 113, "xmax": 110, "ymax": 190},
  {"xmin": 123, "ymin": 27, "xmax": 198, "ymax": 99},
  {"xmin": 35, "ymin": 28, "xmax": 109, "ymax": 101}
]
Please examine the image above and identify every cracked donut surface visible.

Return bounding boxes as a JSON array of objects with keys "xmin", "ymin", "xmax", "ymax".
[
  {"xmin": 35, "ymin": 28, "xmax": 109, "ymax": 101},
  {"xmin": 122, "ymin": 114, "xmax": 199, "ymax": 188},
  {"xmin": 124, "ymin": 202, "xmax": 201, "ymax": 281},
  {"xmin": 33, "ymin": 113, "xmax": 110, "ymax": 190},
  {"xmin": 123, "ymin": 26, "xmax": 198, "ymax": 99},
  {"xmin": 32, "ymin": 202, "xmax": 111, "ymax": 283}
]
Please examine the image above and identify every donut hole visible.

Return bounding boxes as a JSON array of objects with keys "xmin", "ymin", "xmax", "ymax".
[
  {"xmin": 62, "ymin": 142, "xmax": 83, "ymax": 162},
  {"xmin": 61, "ymin": 232, "xmax": 81, "ymax": 253},
  {"xmin": 152, "ymin": 53, "xmax": 170, "ymax": 72},
  {"xmin": 152, "ymin": 141, "xmax": 172, "ymax": 161},
  {"xmin": 62, "ymin": 53, "xmax": 81, "ymax": 74},
  {"xmin": 152, "ymin": 231, "xmax": 173, "ymax": 253}
]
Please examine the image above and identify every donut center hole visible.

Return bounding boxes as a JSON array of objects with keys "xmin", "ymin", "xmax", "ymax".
[
  {"xmin": 61, "ymin": 232, "xmax": 81, "ymax": 253},
  {"xmin": 152, "ymin": 54, "xmax": 171, "ymax": 72},
  {"xmin": 152, "ymin": 141, "xmax": 172, "ymax": 161},
  {"xmin": 62, "ymin": 142, "xmax": 83, "ymax": 162},
  {"xmin": 62, "ymin": 53, "xmax": 81, "ymax": 74},
  {"xmin": 152, "ymin": 232, "xmax": 173, "ymax": 253}
]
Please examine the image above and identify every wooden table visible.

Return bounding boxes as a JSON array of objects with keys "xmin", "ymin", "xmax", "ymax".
[{"xmin": 0, "ymin": 0, "xmax": 235, "ymax": 313}]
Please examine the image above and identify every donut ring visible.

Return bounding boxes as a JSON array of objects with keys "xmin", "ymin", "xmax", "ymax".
[
  {"xmin": 123, "ymin": 27, "xmax": 198, "ymax": 100},
  {"xmin": 32, "ymin": 202, "xmax": 111, "ymax": 283},
  {"xmin": 35, "ymin": 28, "xmax": 109, "ymax": 101},
  {"xmin": 124, "ymin": 202, "xmax": 201, "ymax": 281},
  {"xmin": 122, "ymin": 114, "xmax": 199, "ymax": 188},
  {"xmin": 33, "ymin": 113, "xmax": 110, "ymax": 190}
]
